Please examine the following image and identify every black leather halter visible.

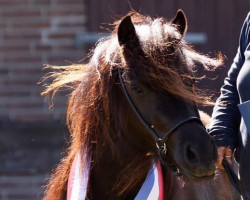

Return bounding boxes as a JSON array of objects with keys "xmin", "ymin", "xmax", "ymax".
[{"xmin": 118, "ymin": 68, "xmax": 203, "ymax": 175}]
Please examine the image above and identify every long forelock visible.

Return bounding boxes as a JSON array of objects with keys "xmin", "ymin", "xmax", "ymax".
[
  {"xmin": 136, "ymin": 19, "xmax": 181, "ymax": 46},
  {"xmin": 89, "ymin": 13, "xmax": 222, "ymax": 105},
  {"xmin": 91, "ymin": 17, "xmax": 184, "ymax": 74}
]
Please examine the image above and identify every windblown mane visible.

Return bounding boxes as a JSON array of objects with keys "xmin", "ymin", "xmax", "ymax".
[{"xmin": 41, "ymin": 12, "xmax": 222, "ymax": 200}]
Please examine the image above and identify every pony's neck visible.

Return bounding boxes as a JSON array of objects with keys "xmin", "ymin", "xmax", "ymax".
[{"xmin": 87, "ymin": 139, "xmax": 149, "ymax": 200}]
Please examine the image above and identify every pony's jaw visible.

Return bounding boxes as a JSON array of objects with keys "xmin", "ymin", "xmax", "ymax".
[{"xmin": 182, "ymin": 170, "xmax": 215, "ymax": 182}]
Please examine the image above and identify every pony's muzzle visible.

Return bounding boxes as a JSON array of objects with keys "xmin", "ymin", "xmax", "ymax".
[{"xmin": 183, "ymin": 137, "xmax": 217, "ymax": 179}]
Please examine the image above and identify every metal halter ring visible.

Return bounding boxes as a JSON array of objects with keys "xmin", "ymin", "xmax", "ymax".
[{"xmin": 156, "ymin": 142, "xmax": 167, "ymax": 155}]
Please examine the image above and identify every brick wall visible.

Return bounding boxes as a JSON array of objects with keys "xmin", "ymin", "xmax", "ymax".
[
  {"xmin": 0, "ymin": 121, "xmax": 68, "ymax": 200},
  {"xmin": 0, "ymin": 0, "xmax": 86, "ymax": 199},
  {"xmin": 0, "ymin": 174, "xmax": 49, "ymax": 200},
  {"xmin": 0, "ymin": 0, "xmax": 86, "ymax": 122}
]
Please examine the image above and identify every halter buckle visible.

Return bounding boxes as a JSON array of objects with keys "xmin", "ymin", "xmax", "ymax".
[{"xmin": 156, "ymin": 142, "xmax": 167, "ymax": 155}]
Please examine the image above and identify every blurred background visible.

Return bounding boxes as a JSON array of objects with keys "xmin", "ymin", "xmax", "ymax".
[{"xmin": 0, "ymin": 0, "xmax": 249, "ymax": 199}]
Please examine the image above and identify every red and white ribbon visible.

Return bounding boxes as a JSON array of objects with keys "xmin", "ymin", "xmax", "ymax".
[{"xmin": 67, "ymin": 154, "xmax": 164, "ymax": 200}]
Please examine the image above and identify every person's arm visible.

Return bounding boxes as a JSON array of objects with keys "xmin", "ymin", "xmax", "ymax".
[{"xmin": 208, "ymin": 13, "xmax": 250, "ymax": 167}]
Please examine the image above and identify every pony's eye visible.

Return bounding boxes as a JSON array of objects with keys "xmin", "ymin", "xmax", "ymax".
[
  {"xmin": 130, "ymin": 84, "xmax": 145, "ymax": 94},
  {"xmin": 131, "ymin": 86, "xmax": 144, "ymax": 94},
  {"xmin": 134, "ymin": 87, "xmax": 144, "ymax": 94}
]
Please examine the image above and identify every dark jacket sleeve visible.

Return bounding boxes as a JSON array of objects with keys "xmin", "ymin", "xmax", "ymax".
[{"xmin": 208, "ymin": 13, "xmax": 250, "ymax": 149}]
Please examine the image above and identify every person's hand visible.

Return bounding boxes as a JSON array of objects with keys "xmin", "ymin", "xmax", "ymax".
[{"xmin": 216, "ymin": 146, "xmax": 233, "ymax": 170}]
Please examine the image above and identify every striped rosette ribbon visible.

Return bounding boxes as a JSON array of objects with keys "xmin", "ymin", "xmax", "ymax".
[{"xmin": 67, "ymin": 154, "xmax": 164, "ymax": 200}]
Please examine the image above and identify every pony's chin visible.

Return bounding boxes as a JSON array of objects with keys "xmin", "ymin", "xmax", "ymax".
[{"xmin": 182, "ymin": 171, "xmax": 215, "ymax": 183}]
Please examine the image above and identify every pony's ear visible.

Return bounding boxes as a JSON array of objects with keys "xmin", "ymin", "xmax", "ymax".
[
  {"xmin": 118, "ymin": 15, "xmax": 137, "ymax": 46},
  {"xmin": 172, "ymin": 9, "xmax": 188, "ymax": 37}
]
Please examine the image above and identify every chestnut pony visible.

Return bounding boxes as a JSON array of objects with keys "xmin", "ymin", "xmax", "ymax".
[{"xmin": 42, "ymin": 10, "xmax": 239, "ymax": 200}]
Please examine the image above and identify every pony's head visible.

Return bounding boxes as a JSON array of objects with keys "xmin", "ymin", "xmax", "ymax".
[
  {"xmin": 42, "ymin": 10, "xmax": 222, "ymax": 196},
  {"xmin": 111, "ymin": 10, "xmax": 219, "ymax": 181}
]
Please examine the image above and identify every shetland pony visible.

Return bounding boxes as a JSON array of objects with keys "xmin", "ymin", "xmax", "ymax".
[{"xmin": 42, "ymin": 10, "xmax": 239, "ymax": 200}]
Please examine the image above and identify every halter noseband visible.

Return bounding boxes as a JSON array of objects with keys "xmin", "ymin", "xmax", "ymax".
[{"xmin": 118, "ymin": 68, "xmax": 204, "ymax": 175}]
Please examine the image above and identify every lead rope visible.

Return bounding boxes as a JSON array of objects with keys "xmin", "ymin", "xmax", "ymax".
[{"xmin": 222, "ymin": 159, "xmax": 249, "ymax": 200}]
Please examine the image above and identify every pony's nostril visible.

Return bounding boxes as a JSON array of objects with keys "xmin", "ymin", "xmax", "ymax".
[{"xmin": 186, "ymin": 145, "xmax": 198, "ymax": 164}]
